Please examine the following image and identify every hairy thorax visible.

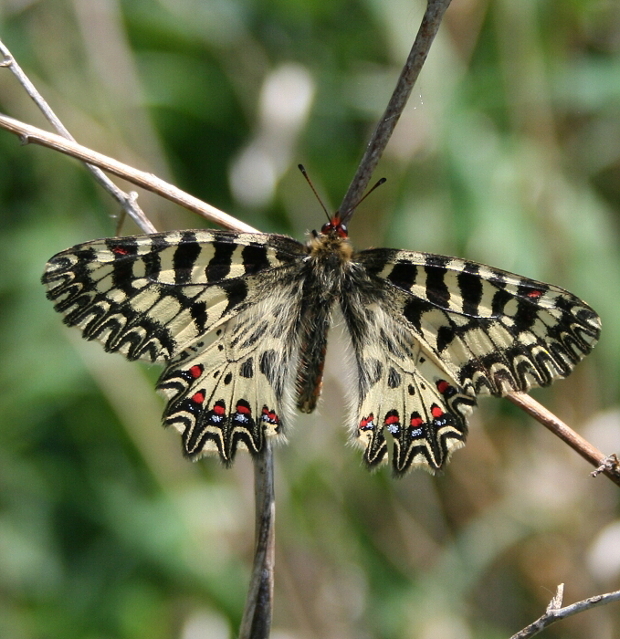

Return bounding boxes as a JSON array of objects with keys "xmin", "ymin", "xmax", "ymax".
[{"xmin": 306, "ymin": 231, "xmax": 354, "ymax": 294}]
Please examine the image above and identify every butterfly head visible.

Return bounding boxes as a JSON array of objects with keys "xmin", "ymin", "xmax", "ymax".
[
  {"xmin": 308, "ymin": 214, "xmax": 354, "ymax": 261},
  {"xmin": 319, "ymin": 216, "xmax": 349, "ymax": 239}
]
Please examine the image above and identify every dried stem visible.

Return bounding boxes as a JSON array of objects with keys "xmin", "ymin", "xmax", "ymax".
[
  {"xmin": 0, "ymin": 39, "xmax": 155, "ymax": 234},
  {"xmin": 507, "ymin": 392, "xmax": 620, "ymax": 488},
  {"xmin": 238, "ymin": 443, "xmax": 276, "ymax": 639},
  {"xmin": 338, "ymin": 0, "xmax": 453, "ymax": 221},
  {"xmin": 0, "ymin": 114, "xmax": 258, "ymax": 234},
  {"xmin": 510, "ymin": 584, "xmax": 620, "ymax": 639}
]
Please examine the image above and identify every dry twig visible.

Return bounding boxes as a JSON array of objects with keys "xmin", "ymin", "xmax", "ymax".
[
  {"xmin": 510, "ymin": 584, "xmax": 620, "ymax": 639},
  {"xmin": 0, "ymin": 114, "xmax": 258, "ymax": 234},
  {"xmin": 238, "ymin": 445, "xmax": 276, "ymax": 639},
  {"xmin": 0, "ymin": 39, "xmax": 155, "ymax": 234},
  {"xmin": 338, "ymin": 0, "xmax": 452, "ymax": 220},
  {"xmin": 507, "ymin": 393, "xmax": 620, "ymax": 488}
]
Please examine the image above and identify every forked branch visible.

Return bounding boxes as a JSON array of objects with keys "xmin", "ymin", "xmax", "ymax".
[
  {"xmin": 0, "ymin": 114, "xmax": 258, "ymax": 234},
  {"xmin": 510, "ymin": 584, "xmax": 620, "ymax": 639},
  {"xmin": 0, "ymin": 40, "xmax": 155, "ymax": 235}
]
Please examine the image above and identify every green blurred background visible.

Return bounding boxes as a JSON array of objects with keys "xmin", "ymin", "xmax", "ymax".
[{"xmin": 0, "ymin": 0, "xmax": 619, "ymax": 637}]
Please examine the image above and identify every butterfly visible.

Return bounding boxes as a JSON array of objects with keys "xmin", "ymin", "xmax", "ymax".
[{"xmin": 42, "ymin": 213, "xmax": 601, "ymax": 475}]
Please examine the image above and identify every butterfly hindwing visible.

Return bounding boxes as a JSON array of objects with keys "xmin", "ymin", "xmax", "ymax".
[
  {"xmin": 155, "ymin": 273, "xmax": 307, "ymax": 462},
  {"xmin": 340, "ymin": 280, "xmax": 475, "ymax": 474}
]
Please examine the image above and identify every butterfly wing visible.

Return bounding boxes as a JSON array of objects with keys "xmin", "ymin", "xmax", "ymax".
[
  {"xmin": 342, "ymin": 249, "xmax": 601, "ymax": 475},
  {"xmin": 43, "ymin": 230, "xmax": 307, "ymax": 462},
  {"xmin": 43, "ymin": 230, "xmax": 305, "ymax": 360}
]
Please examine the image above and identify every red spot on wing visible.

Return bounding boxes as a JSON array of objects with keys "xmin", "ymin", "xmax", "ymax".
[
  {"xmin": 437, "ymin": 380, "xmax": 450, "ymax": 394},
  {"xmin": 526, "ymin": 289, "xmax": 543, "ymax": 299},
  {"xmin": 410, "ymin": 413, "xmax": 423, "ymax": 428},
  {"xmin": 112, "ymin": 246, "xmax": 129, "ymax": 256},
  {"xmin": 359, "ymin": 414, "xmax": 375, "ymax": 430},
  {"xmin": 213, "ymin": 401, "xmax": 226, "ymax": 415},
  {"xmin": 384, "ymin": 413, "xmax": 400, "ymax": 425},
  {"xmin": 191, "ymin": 391, "xmax": 205, "ymax": 404},
  {"xmin": 431, "ymin": 404, "xmax": 444, "ymax": 418},
  {"xmin": 189, "ymin": 365, "xmax": 203, "ymax": 379},
  {"xmin": 236, "ymin": 402, "xmax": 251, "ymax": 415},
  {"xmin": 261, "ymin": 406, "xmax": 279, "ymax": 424}
]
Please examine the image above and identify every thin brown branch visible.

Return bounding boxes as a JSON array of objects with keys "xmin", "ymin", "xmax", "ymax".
[
  {"xmin": 510, "ymin": 584, "xmax": 620, "ymax": 639},
  {"xmin": 338, "ymin": 0, "xmax": 453, "ymax": 221},
  {"xmin": 0, "ymin": 114, "xmax": 258, "ymax": 234},
  {"xmin": 0, "ymin": 38, "xmax": 156, "ymax": 234},
  {"xmin": 238, "ymin": 443, "xmax": 276, "ymax": 639},
  {"xmin": 507, "ymin": 392, "xmax": 620, "ymax": 487}
]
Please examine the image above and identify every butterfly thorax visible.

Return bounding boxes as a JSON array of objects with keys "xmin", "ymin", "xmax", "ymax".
[{"xmin": 307, "ymin": 226, "xmax": 353, "ymax": 262}]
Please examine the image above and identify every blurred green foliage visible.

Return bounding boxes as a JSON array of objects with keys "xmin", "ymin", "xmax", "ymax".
[{"xmin": 0, "ymin": 0, "xmax": 619, "ymax": 637}]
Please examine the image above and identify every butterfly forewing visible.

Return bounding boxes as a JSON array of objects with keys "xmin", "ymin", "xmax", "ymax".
[
  {"xmin": 43, "ymin": 230, "xmax": 309, "ymax": 463},
  {"xmin": 43, "ymin": 230, "xmax": 306, "ymax": 362}
]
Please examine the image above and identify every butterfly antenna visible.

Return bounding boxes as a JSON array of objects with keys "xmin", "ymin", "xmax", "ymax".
[
  {"xmin": 340, "ymin": 177, "xmax": 387, "ymax": 224},
  {"xmin": 298, "ymin": 164, "xmax": 331, "ymax": 223}
]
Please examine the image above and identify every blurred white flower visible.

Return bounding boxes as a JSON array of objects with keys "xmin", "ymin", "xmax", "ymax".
[
  {"xmin": 587, "ymin": 520, "xmax": 620, "ymax": 581},
  {"xmin": 230, "ymin": 63, "xmax": 315, "ymax": 207}
]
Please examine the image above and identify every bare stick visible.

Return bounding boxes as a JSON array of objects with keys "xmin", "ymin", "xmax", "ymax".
[
  {"xmin": 510, "ymin": 584, "xmax": 620, "ymax": 639},
  {"xmin": 238, "ymin": 443, "xmax": 276, "ymax": 639},
  {"xmin": 338, "ymin": 0, "xmax": 453, "ymax": 222},
  {"xmin": 0, "ymin": 114, "xmax": 259, "ymax": 234},
  {"xmin": 0, "ymin": 39, "xmax": 156, "ymax": 234},
  {"xmin": 507, "ymin": 393, "xmax": 620, "ymax": 487}
]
